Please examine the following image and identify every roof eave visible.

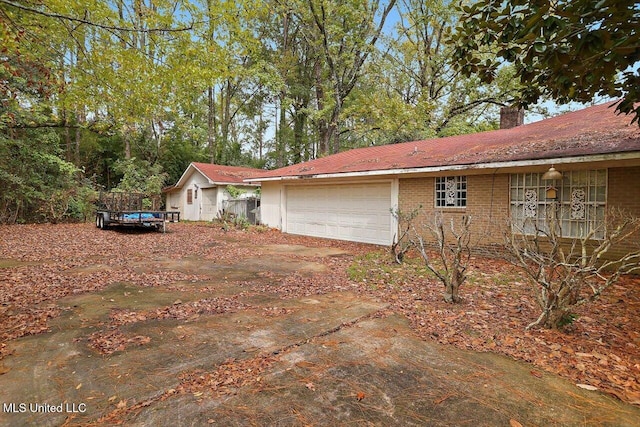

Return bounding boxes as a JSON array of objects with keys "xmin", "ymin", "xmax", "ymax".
[
  {"xmin": 244, "ymin": 151, "xmax": 640, "ymax": 182},
  {"xmin": 209, "ymin": 181, "xmax": 261, "ymax": 187}
]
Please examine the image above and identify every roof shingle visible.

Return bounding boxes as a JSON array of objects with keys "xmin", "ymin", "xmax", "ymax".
[
  {"xmin": 191, "ymin": 163, "xmax": 264, "ymax": 184},
  {"xmin": 249, "ymin": 102, "xmax": 640, "ymax": 180}
]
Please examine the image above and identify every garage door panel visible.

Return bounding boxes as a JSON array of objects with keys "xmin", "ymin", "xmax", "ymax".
[{"xmin": 285, "ymin": 183, "xmax": 391, "ymax": 245}]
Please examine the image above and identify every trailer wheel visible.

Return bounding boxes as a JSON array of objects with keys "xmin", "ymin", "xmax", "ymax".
[
  {"xmin": 97, "ymin": 213, "xmax": 109, "ymax": 230},
  {"xmin": 96, "ymin": 214, "xmax": 101, "ymax": 228}
]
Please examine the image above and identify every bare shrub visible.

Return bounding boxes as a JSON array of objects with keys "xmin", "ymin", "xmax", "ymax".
[
  {"xmin": 411, "ymin": 213, "xmax": 473, "ymax": 303},
  {"xmin": 390, "ymin": 207, "xmax": 420, "ymax": 264},
  {"xmin": 505, "ymin": 207, "xmax": 640, "ymax": 330}
]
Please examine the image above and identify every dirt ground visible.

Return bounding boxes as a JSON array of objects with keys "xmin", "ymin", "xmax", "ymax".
[{"xmin": 0, "ymin": 222, "xmax": 639, "ymax": 426}]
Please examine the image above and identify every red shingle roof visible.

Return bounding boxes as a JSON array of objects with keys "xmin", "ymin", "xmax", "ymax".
[
  {"xmin": 249, "ymin": 102, "xmax": 640, "ymax": 180},
  {"xmin": 167, "ymin": 163, "xmax": 264, "ymax": 191},
  {"xmin": 191, "ymin": 163, "xmax": 263, "ymax": 184}
]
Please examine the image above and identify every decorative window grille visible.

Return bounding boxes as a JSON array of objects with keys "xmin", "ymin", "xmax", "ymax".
[
  {"xmin": 435, "ymin": 176, "xmax": 467, "ymax": 207},
  {"xmin": 524, "ymin": 189, "xmax": 538, "ymax": 218},
  {"xmin": 570, "ymin": 188, "xmax": 585, "ymax": 219},
  {"xmin": 509, "ymin": 170, "xmax": 607, "ymax": 239}
]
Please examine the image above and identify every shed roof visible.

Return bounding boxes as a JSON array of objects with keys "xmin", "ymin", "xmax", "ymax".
[{"xmin": 247, "ymin": 102, "xmax": 640, "ymax": 181}]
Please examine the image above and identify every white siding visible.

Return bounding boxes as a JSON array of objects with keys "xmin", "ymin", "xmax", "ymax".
[
  {"xmin": 259, "ymin": 182, "xmax": 282, "ymax": 229},
  {"xmin": 201, "ymin": 188, "xmax": 218, "ymax": 221},
  {"xmin": 181, "ymin": 172, "xmax": 209, "ymax": 220},
  {"xmin": 284, "ymin": 182, "xmax": 393, "ymax": 245},
  {"xmin": 166, "ymin": 192, "xmax": 181, "ymax": 213}
]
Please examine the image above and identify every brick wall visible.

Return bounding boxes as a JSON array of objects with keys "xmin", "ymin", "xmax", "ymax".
[
  {"xmin": 398, "ymin": 174, "xmax": 510, "ymax": 248},
  {"xmin": 398, "ymin": 166, "xmax": 640, "ymax": 262},
  {"xmin": 605, "ymin": 166, "xmax": 640, "ymax": 259}
]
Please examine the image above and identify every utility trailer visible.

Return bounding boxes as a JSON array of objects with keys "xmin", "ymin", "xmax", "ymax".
[{"xmin": 95, "ymin": 191, "xmax": 180, "ymax": 232}]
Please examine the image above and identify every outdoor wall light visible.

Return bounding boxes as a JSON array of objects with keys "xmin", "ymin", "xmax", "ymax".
[
  {"xmin": 542, "ymin": 166, "xmax": 563, "ymax": 200},
  {"xmin": 542, "ymin": 166, "xmax": 563, "ymax": 181}
]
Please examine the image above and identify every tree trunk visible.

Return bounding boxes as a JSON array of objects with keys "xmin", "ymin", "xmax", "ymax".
[
  {"xmin": 277, "ymin": 96, "xmax": 287, "ymax": 167},
  {"xmin": 124, "ymin": 134, "xmax": 131, "ymax": 160},
  {"xmin": 292, "ymin": 105, "xmax": 308, "ymax": 163},
  {"xmin": 75, "ymin": 108, "xmax": 85, "ymax": 165},
  {"xmin": 444, "ymin": 273, "xmax": 462, "ymax": 303},
  {"xmin": 208, "ymin": 86, "xmax": 216, "ymax": 163},
  {"xmin": 314, "ymin": 61, "xmax": 329, "ymax": 155},
  {"xmin": 64, "ymin": 116, "xmax": 71, "ymax": 161},
  {"xmin": 75, "ymin": 125, "xmax": 81, "ymax": 165}
]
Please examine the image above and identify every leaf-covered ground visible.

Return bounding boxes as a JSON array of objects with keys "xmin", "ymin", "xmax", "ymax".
[{"xmin": 0, "ymin": 222, "xmax": 638, "ymax": 406}]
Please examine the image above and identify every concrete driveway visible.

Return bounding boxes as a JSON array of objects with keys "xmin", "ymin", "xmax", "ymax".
[{"xmin": 0, "ymin": 227, "xmax": 639, "ymax": 426}]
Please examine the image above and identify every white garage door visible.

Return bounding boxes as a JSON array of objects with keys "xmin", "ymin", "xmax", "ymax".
[{"xmin": 286, "ymin": 183, "xmax": 392, "ymax": 245}]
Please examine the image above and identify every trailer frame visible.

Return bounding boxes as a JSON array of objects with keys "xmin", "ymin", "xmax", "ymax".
[
  {"xmin": 95, "ymin": 210, "xmax": 180, "ymax": 232},
  {"xmin": 95, "ymin": 191, "xmax": 180, "ymax": 232}
]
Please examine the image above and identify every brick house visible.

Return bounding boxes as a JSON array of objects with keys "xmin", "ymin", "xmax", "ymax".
[{"xmin": 246, "ymin": 102, "xmax": 640, "ymax": 256}]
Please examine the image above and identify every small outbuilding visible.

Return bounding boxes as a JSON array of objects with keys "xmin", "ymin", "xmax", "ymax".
[{"xmin": 164, "ymin": 163, "xmax": 263, "ymax": 221}]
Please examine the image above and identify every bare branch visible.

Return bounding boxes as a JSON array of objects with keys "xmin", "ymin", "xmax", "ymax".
[
  {"xmin": 0, "ymin": 0, "xmax": 194, "ymax": 33},
  {"xmin": 505, "ymin": 207, "xmax": 640, "ymax": 330}
]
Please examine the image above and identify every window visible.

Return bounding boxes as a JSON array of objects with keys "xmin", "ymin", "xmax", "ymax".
[
  {"xmin": 510, "ymin": 170, "xmax": 607, "ymax": 239},
  {"xmin": 435, "ymin": 176, "xmax": 467, "ymax": 207},
  {"xmin": 187, "ymin": 189, "xmax": 193, "ymax": 204}
]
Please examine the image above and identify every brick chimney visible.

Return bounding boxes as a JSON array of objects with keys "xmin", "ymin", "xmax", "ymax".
[{"xmin": 500, "ymin": 106, "xmax": 525, "ymax": 129}]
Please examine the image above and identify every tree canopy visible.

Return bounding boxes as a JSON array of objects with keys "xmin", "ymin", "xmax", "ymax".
[
  {"xmin": 452, "ymin": 0, "xmax": 640, "ymax": 124},
  {"xmin": 0, "ymin": 0, "xmax": 535, "ymax": 223}
]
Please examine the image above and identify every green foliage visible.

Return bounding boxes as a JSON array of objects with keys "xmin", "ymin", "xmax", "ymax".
[
  {"xmin": 347, "ymin": 250, "xmax": 432, "ymax": 289},
  {"xmin": 67, "ymin": 182, "xmax": 99, "ymax": 221},
  {"xmin": 0, "ymin": 131, "xmax": 95, "ymax": 223},
  {"xmin": 1, "ymin": 0, "xmax": 576, "ymax": 210},
  {"xmin": 225, "ymin": 185, "xmax": 245, "ymax": 198},
  {"xmin": 452, "ymin": 0, "xmax": 640, "ymax": 124},
  {"xmin": 158, "ymin": 133, "xmax": 208, "ymax": 185},
  {"xmin": 216, "ymin": 209, "xmax": 250, "ymax": 231},
  {"xmin": 558, "ymin": 312, "xmax": 578, "ymax": 328},
  {"xmin": 340, "ymin": 0, "xmax": 519, "ymax": 147},
  {"xmin": 112, "ymin": 158, "xmax": 168, "ymax": 209}
]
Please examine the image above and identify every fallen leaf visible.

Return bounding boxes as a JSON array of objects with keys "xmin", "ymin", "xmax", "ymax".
[
  {"xmin": 530, "ymin": 370, "xmax": 542, "ymax": 378},
  {"xmin": 356, "ymin": 392, "xmax": 366, "ymax": 401},
  {"xmin": 2, "ymin": 223, "xmax": 640, "ymax": 408},
  {"xmin": 575, "ymin": 352, "xmax": 593, "ymax": 358},
  {"xmin": 305, "ymin": 382, "xmax": 316, "ymax": 391},
  {"xmin": 295, "ymin": 361, "xmax": 316, "ymax": 369},
  {"xmin": 576, "ymin": 384, "xmax": 598, "ymax": 391},
  {"xmin": 509, "ymin": 419, "xmax": 523, "ymax": 427}
]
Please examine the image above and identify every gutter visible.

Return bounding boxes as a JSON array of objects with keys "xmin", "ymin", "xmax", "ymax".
[{"xmin": 244, "ymin": 151, "xmax": 640, "ymax": 183}]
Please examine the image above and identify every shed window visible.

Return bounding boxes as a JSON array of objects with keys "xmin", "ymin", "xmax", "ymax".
[
  {"xmin": 510, "ymin": 170, "xmax": 607, "ymax": 239},
  {"xmin": 187, "ymin": 189, "xmax": 193, "ymax": 205},
  {"xmin": 435, "ymin": 176, "xmax": 467, "ymax": 207}
]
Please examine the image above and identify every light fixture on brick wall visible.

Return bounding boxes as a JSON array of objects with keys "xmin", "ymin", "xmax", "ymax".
[{"xmin": 542, "ymin": 166, "xmax": 563, "ymax": 199}]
